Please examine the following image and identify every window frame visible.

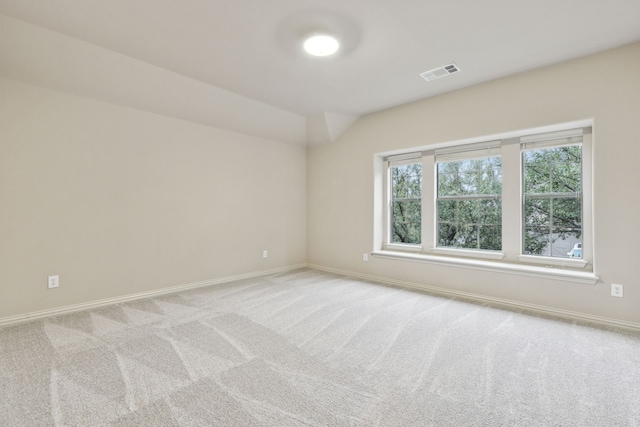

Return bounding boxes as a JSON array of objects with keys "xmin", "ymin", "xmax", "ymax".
[
  {"xmin": 384, "ymin": 154, "xmax": 423, "ymax": 251},
  {"xmin": 375, "ymin": 122, "xmax": 594, "ymax": 282},
  {"xmin": 435, "ymin": 145, "xmax": 503, "ymax": 252},
  {"xmin": 517, "ymin": 129, "xmax": 592, "ymax": 268}
]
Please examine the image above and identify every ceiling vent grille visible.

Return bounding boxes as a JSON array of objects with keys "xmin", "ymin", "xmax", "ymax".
[{"xmin": 419, "ymin": 63, "xmax": 460, "ymax": 82}]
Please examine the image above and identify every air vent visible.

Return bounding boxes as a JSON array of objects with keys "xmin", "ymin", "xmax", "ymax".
[{"xmin": 419, "ymin": 63, "xmax": 460, "ymax": 82}]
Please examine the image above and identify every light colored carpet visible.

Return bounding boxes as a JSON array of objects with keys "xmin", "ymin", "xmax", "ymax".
[{"xmin": 1, "ymin": 268, "xmax": 639, "ymax": 426}]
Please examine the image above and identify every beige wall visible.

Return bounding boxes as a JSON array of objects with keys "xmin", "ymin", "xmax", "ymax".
[
  {"xmin": 2, "ymin": 42, "xmax": 639, "ymax": 326},
  {"xmin": 308, "ymin": 42, "xmax": 640, "ymax": 324},
  {"xmin": 0, "ymin": 78, "xmax": 307, "ymax": 319}
]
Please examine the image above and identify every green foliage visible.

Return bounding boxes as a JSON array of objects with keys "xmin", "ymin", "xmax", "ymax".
[
  {"xmin": 438, "ymin": 157, "xmax": 502, "ymax": 196},
  {"xmin": 523, "ymin": 146, "xmax": 582, "ymax": 257},
  {"xmin": 391, "ymin": 163, "xmax": 421, "ymax": 244},
  {"xmin": 437, "ymin": 158, "xmax": 502, "ymax": 251}
]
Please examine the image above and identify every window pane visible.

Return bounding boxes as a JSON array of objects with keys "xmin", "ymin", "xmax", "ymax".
[
  {"xmin": 524, "ymin": 226, "xmax": 552, "ymax": 256},
  {"xmin": 438, "ymin": 158, "xmax": 502, "ymax": 196},
  {"xmin": 437, "ymin": 223, "xmax": 478, "ymax": 249},
  {"xmin": 523, "ymin": 199, "xmax": 582, "ymax": 258},
  {"xmin": 391, "ymin": 200, "xmax": 421, "ymax": 244},
  {"xmin": 523, "ymin": 150, "xmax": 551, "ymax": 194},
  {"xmin": 437, "ymin": 163, "xmax": 461, "ymax": 196},
  {"xmin": 457, "ymin": 199, "xmax": 477, "ymax": 224},
  {"xmin": 551, "ymin": 147, "xmax": 581, "ymax": 193},
  {"xmin": 437, "ymin": 198, "xmax": 501, "ymax": 251},
  {"xmin": 479, "ymin": 225, "xmax": 502, "ymax": 250},
  {"xmin": 438, "ymin": 199, "xmax": 456, "ymax": 224},
  {"xmin": 524, "ymin": 197, "xmax": 550, "ymax": 227},
  {"xmin": 551, "ymin": 229, "xmax": 582, "ymax": 258},
  {"xmin": 550, "ymin": 198, "xmax": 582, "ymax": 258},
  {"xmin": 438, "ymin": 223, "xmax": 457, "ymax": 247},
  {"xmin": 523, "ymin": 144, "xmax": 582, "ymax": 258},
  {"xmin": 437, "ymin": 156, "xmax": 502, "ymax": 251},
  {"xmin": 478, "ymin": 199, "xmax": 501, "ymax": 225},
  {"xmin": 458, "ymin": 225, "xmax": 478, "ymax": 249},
  {"xmin": 390, "ymin": 163, "xmax": 422, "ymax": 245},
  {"xmin": 392, "ymin": 164, "xmax": 422, "ymax": 198},
  {"xmin": 553, "ymin": 197, "xmax": 582, "ymax": 229}
]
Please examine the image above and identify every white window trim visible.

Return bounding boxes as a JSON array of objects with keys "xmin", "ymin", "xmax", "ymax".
[
  {"xmin": 384, "ymin": 156, "xmax": 423, "ymax": 247},
  {"xmin": 434, "ymin": 140, "xmax": 501, "ymax": 162},
  {"xmin": 435, "ymin": 144, "xmax": 502, "ymax": 253},
  {"xmin": 371, "ymin": 250, "xmax": 599, "ymax": 285},
  {"xmin": 384, "ymin": 243, "xmax": 423, "ymax": 252},
  {"xmin": 519, "ymin": 128, "xmax": 592, "ymax": 266},
  {"xmin": 431, "ymin": 247, "xmax": 505, "ymax": 260},
  {"xmin": 374, "ymin": 120, "xmax": 595, "ymax": 284},
  {"xmin": 517, "ymin": 254, "xmax": 588, "ymax": 268}
]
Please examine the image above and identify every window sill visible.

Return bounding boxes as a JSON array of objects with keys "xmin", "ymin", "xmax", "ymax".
[
  {"xmin": 383, "ymin": 243, "xmax": 423, "ymax": 252},
  {"xmin": 371, "ymin": 250, "xmax": 599, "ymax": 285},
  {"xmin": 431, "ymin": 247, "xmax": 505, "ymax": 260},
  {"xmin": 517, "ymin": 254, "xmax": 588, "ymax": 269}
]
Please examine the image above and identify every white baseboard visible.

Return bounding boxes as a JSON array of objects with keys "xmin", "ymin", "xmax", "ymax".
[
  {"xmin": 5, "ymin": 263, "xmax": 638, "ymax": 333},
  {"xmin": 307, "ymin": 264, "xmax": 640, "ymax": 333},
  {"xmin": 0, "ymin": 264, "xmax": 307, "ymax": 327}
]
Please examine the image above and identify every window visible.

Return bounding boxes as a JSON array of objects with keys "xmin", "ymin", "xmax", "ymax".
[
  {"xmin": 388, "ymin": 156, "xmax": 422, "ymax": 245},
  {"xmin": 436, "ymin": 144, "xmax": 502, "ymax": 251},
  {"xmin": 522, "ymin": 134, "xmax": 583, "ymax": 259},
  {"xmin": 376, "ymin": 124, "xmax": 593, "ymax": 277}
]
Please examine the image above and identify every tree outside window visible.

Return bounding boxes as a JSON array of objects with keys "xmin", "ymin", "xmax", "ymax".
[{"xmin": 390, "ymin": 163, "xmax": 422, "ymax": 244}]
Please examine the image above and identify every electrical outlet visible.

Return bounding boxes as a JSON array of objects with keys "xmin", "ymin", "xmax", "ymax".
[
  {"xmin": 611, "ymin": 283, "xmax": 623, "ymax": 298},
  {"xmin": 363, "ymin": 253, "xmax": 369, "ymax": 262},
  {"xmin": 263, "ymin": 250, "xmax": 268, "ymax": 259},
  {"xmin": 48, "ymin": 275, "xmax": 59, "ymax": 289}
]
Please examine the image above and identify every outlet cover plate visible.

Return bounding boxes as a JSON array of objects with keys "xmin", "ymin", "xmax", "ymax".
[
  {"xmin": 48, "ymin": 275, "xmax": 59, "ymax": 289},
  {"xmin": 611, "ymin": 283, "xmax": 623, "ymax": 297}
]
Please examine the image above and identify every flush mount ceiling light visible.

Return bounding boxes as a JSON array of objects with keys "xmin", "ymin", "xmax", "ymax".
[{"xmin": 303, "ymin": 34, "xmax": 340, "ymax": 56}]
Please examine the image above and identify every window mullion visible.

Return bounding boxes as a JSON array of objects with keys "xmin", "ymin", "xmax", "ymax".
[
  {"xmin": 499, "ymin": 140, "xmax": 521, "ymax": 259},
  {"xmin": 421, "ymin": 154, "xmax": 435, "ymax": 251}
]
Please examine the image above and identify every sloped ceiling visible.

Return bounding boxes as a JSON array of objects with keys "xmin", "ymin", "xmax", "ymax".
[{"xmin": 1, "ymin": 0, "xmax": 639, "ymax": 145}]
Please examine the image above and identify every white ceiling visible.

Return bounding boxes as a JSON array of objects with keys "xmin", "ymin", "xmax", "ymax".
[{"xmin": 1, "ymin": 0, "xmax": 639, "ymax": 145}]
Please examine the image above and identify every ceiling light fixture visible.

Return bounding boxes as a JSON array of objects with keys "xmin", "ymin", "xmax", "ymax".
[{"xmin": 303, "ymin": 34, "xmax": 339, "ymax": 56}]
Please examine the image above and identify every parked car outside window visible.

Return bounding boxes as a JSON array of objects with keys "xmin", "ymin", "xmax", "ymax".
[{"xmin": 567, "ymin": 243, "xmax": 582, "ymax": 257}]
